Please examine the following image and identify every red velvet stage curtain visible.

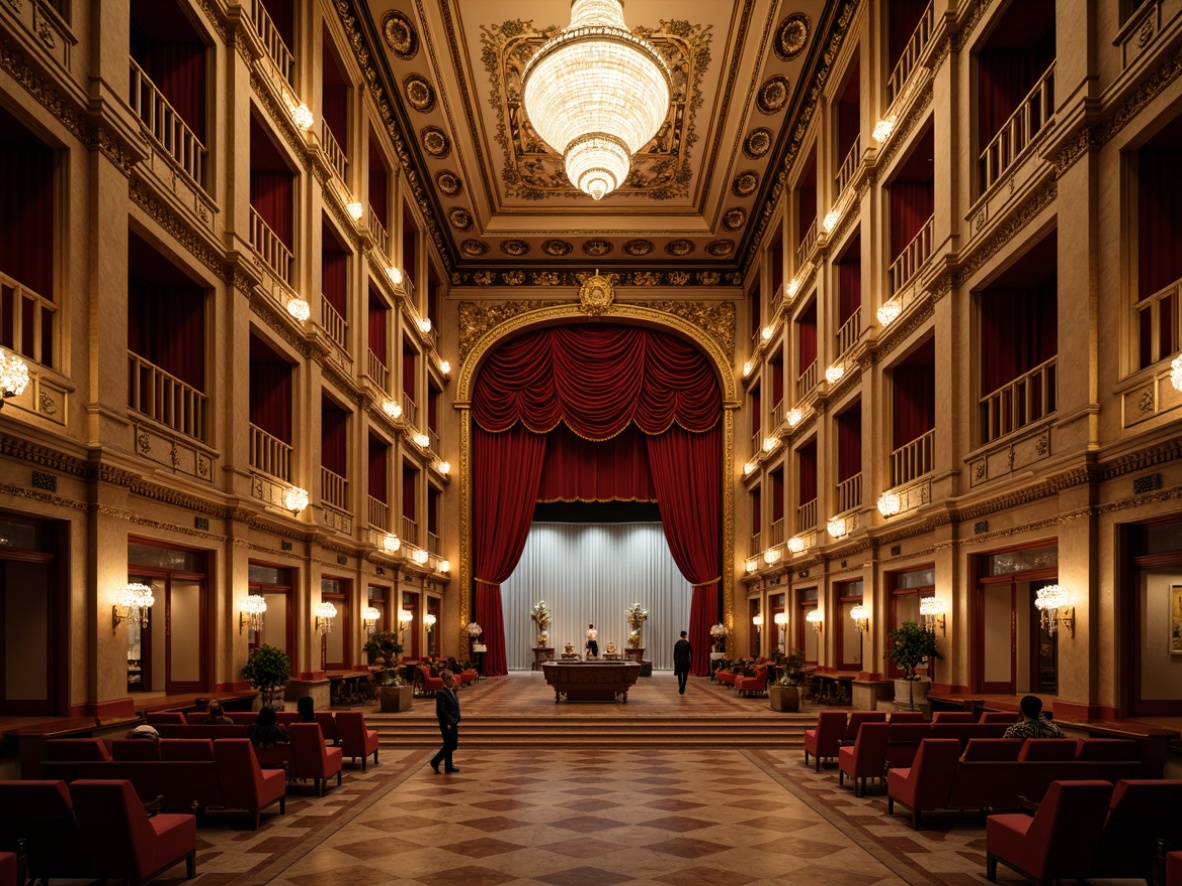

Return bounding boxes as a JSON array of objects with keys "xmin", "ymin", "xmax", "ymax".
[
  {"xmin": 893, "ymin": 364, "xmax": 935, "ymax": 449},
  {"xmin": 127, "ymin": 282, "xmax": 206, "ymax": 391},
  {"xmin": 838, "ymin": 259, "xmax": 861, "ymax": 324},
  {"xmin": 368, "ymin": 440, "xmax": 387, "ymax": 502},
  {"xmin": 250, "ymin": 172, "xmax": 292, "ymax": 247},
  {"xmin": 979, "ymin": 285, "xmax": 1057, "ymax": 396},
  {"xmin": 0, "ymin": 145, "xmax": 54, "ymax": 300},
  {"xmin": 473, "ymin": 424, "xmax": 548, "ymax": 676},
  {"xmin": 837, "ymin": 407, "xmax": 862, "ymax": 482},
  {"xmin": 249, "ymin": 359, "xmax": 291, "ymax": 442},
  {"xmin": 321, "ymin": 405, "xmax": 347, "ymax": 476},
  {"xmin": 1138, "ymin": 149, "xmax": 1182, "ymax": 300},
  {"xmin": 890, "ymin": 181, "xmax": 934, "ymax": 257},
  {"xmin": 537, "ymin": 423, "xmax": 656, "ymax": 503},
  {"xmin": 647, "ymin": 424, "xmax": 722, "ymax": 676},
  {"xmin": 140, "ymin": 42, "xmax": 206, "ymax": 141}
]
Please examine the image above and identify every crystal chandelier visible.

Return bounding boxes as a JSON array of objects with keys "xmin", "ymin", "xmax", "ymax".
[{"xmin": 521, "ymin": 0, "xmax": 671, "ymax": 200}]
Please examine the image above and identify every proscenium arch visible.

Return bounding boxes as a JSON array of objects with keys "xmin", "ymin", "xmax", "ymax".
[{"xmin": 453, "ymin": 303, "xmax": 740, "ymax": 655}]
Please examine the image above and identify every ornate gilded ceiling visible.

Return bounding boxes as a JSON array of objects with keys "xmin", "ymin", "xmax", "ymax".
[{"xmin": 351, "ymin": 1, "xmax": 838, "ymax": 280}]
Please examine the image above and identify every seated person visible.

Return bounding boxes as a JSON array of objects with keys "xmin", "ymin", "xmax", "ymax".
[
  {"xmin": 202, "ymin": 701, "xmax": 232, "ymax": 725},
  {"xmin": 246, "ymin": 705, "xmax": 289, "ymax": 747},
  {"xmin": 296, "ymin": 695, "xmax": 316, "ymax": 723},
  {"xmin": 193, "ymin": 697, "xmax": 211, "ymax": 713},
  {"xmin": 126, "ymin": 723, "xmax": 160, "ymax": 742},
  {"xmin": 1003, "ymin": 694, "xmax": 1065, "ymax": 739}
]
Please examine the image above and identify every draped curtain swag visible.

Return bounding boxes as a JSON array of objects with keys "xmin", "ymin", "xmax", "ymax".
[{"xmin": 472, "ymin": 326, "xmax": 723, "ymax": 675}]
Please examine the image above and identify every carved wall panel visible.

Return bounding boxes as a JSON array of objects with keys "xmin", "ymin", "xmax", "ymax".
[{"xmin": 132, "ymin": 421, "xmax": 216, "ymax": 484}]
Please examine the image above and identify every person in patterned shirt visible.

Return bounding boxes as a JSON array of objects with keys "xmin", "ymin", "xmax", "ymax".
[{"xmin": 1003, "ymin": 695, "xmax": 1065, "ymax": 739}]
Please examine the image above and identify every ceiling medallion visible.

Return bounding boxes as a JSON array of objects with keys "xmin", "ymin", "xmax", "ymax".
[
  {"xmin": 542, "ymin": 239, "xmax": 573, "ymax": 256},
  {"xmin": 706, "ymin": 239, "xmax": 735, "ymax": 257},
  {"xmin": 578, "ymin": 271, "xmax": 615, "ymax": 316},
  {"xmin": 461, "ymin": 240, "xmax": 489, "ymax": 257},
  {"xmin": 421, "ymin": 127, "xmax": 450, "ymax": 159},
  {"xmin": 774, "ymin": 14, "xmax": 811, "ymax": 60},
  {"xmin": 732, "ymin": 170, "xmax": 759, "ymax": 197},
  {"xmin": 520, "ymin": 0, "xmax": 671, "ymax": 200},
  {"xmin": 434, "ymin": 171, "xmax": 463, "ymax": 197},
  {"xmin": 665, "ymin": 239, "xmax": 695, "ymax": 257},
  {"xmin": 500, "ymin": 239, "xmax": 531, "ymax": 257},
  {"xmin": 722, "ymin": 208, "xmax": 747, "ymax": 230},
  {"xmin": 623, "ymin": 239, "xmax": 654, "ymax": 257},
  {"xmin": 582, "ymin": 239, "xmax": 614, "ymax": 257},
  {"xmin": 382, "ymin": 11, "xmax": 418, "ymax": 61},
  {"xmin": 743, "ymin": 128, "xmax": 773, "ymax": 159},
  {"xmin": 404, "ymin": 75, "xmax": 436, "ymax": 113},
  {"xmin": 757, "ymin": 76, "xmax": 790, "ymax": 114},
  {"xmin": 448, "ymin": 208, "xmax": 472, "ymax": 230}
]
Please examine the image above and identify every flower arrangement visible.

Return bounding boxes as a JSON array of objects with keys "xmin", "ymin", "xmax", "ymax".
[
  {"xmin": 710, "ymin": 622, "xmax": 731, "ymax": 652},
  {"xmin": 530, "ymin": 601, "xmax": 551, "ymax": 647},
  {"xmin": 466, "ymin": 622, "xmax": 483, "ymax": 637},
  {"xmin": 625, "ymin": 603, "xmax": 649, "ymax": 648}
]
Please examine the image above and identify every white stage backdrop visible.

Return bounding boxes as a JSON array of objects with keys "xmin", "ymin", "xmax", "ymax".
[{"xmin": 500, "ymin": 522, "xmax": 691, "ymax": 671}]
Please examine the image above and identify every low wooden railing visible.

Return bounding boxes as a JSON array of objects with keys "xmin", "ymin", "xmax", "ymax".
[
  {"xmin": 367, "ymin": 350, "xmax": 388, "ymax": 391},
  {"xmin": 128, "ymin": 59, "xmax": 207, "ymax": 188},
  {"xmin": 979, "ymin": 356, "xmax": 1057, "ymax": 444},
  {"xmin": 368, "ymin": 210, "xmax": 389, "ymax": 255},
  {"xmin": 770, "ymin": 399, "xmax": 784, "ymax": 429},
  {"xmin": 427, "ymin": 531, "xmax": 439, "ymax": 555},
  {"xmin": 980, "ymin": 65, "xmax": 1054, "ymax": 193},
  {"xmin": 798, "ymin": 498, "xmax": 818, "ymax": 532},
  {"xmin": 751, "ymin": 430, "xmax": 761, "ymax": 457},
  {"xmin": 251, "ymin": 0, "xmax": 294, "ymax": 84},
  {"xmin": 891, "ymin": 428, "xmax": 935, "ymax": 486},
  {"xmin": 770, "ymin": 518, "xmax": 785, "ymax": 546},
  {"xmin": 798, "ymin": 359, "xmax": 818, "ymax": 399},
  {"xmin": 0, "ymin": 272, "xmax": 57, "ymax": 368},
  {"xmin": 401, "ymin": 393, "xmax": 417, "ymax": 427},
  {"xmin": 837, "ymin": 473, "xmax": 862, "ymax": 514},
  {"xmin": 836, "ymin": 310, "xmax": 861, "ymax": 357},
  {"xmin": 367, "ymin": 495, "xmax": 388, "ymax": 529},
  {"xmin": 401, "ymin": 516, "xmax": 417, "ymax": 545},
  {"xmin": 889, "ymin": 214, "xmax": 934, "ymax": 294},
  {"xmin": 249, "ymin": 422, "xmax": 292, "ymax": 482},
  {"xmin": 249, "ymin": 207, "xmax": 293, "ymax": 284},
  {"xmin": 796, "ymin": 218, "xmax": 818, "ymax": 269},
  {"xmin": 128, "ymin": 352, "xmax": 207, "ymax": 440},
  {"xmin": 321, "ymin": 467, "xmax": 348, "ymax": 510},
  {"xmin": 835, "ymin": 135, "xmax": 861, "ymax": 197},
  {"xmin": 321, "ymin": 299, "xmax": 347, "ymax": 351},
  {"xmin": 429, "ymin": 428, "xmax": 439, "ymax": 453},
  {"xmin": 749, "ymin": 531, "xmax": 762, "ymax": 557},
  {"xmin": 321, "ymin": 120, "xmax": 348, "ymax": 183},
  {"xmin": 886, "ymin": 0, "xmax": 934, "ymax": 102},
  {"xmin": 1135, "ymin": 277, "xmax": 1181, "ymax": 368}
]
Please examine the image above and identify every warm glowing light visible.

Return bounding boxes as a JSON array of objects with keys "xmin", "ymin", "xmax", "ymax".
[
  {"xmin": 113, "ymin": 582, "xmax": 156, "ymax": 630},
  {"xmin": 872, "ymin": 117, "xmax": 896, "ymax": 144},
  {"xmin": 290, "ymin": 103, "xmax": 314, "ymax": 131},
  {"xmin": 521, "ymin": 0, "xmax": 672, "ymax": 200},
  {"xmin": 1172, "ymin": 354, "xmax": 1182, "ymax": 392},
  {"xmin": 439, "ymin": 559, "xmax": 450, "ymax": 573},
  {"xmin": 786, "ymin": 279, "xmax": 800, "ymax": 299},
  {"xmin": 823, "ymin": 210, "xmax": 840, "ymax": 233},
  {"xmin": 388, "ymin": 266, "xmax": 403, "ymax": 285},
  {"xmin": 382, "ymin": 533, "xmax": 401, "ymax": 553},
  {"xmin": 314, "ymin": 600, "xmax": 337, "ymax": 635},
  {"xmin": 424, "ymin": 613, "xmax": 437, "ymax": 627},
  {"xmin": 437, "ymin": 460, "xmax": 451, "ymax": 475},
  {"xmin": 745, "ymin": 560, "xmax": 758, "ymax": 573},
  {"xmin": 763, "ymin": 548, "xmax": 782, "ymax": 564},
  {"xmin": 383, "ymin": 400, "xmax": 403, "ymax": 420},
  {"xmin": 439, "ymin": 360, "xmax": 451, "ymax": 375},
  {"xmin": 761, "ymin": 326, "xmax": 773, "ymax": 342},
  {"xmin": 752, "ymin": 614, "xmax": 764, "ymax": 627},
  {"xmin": 787, "ymin": 407, "xmax": 804, "ymax": 428},
  {"xmin": 1034, "ymin": 584, "xmax": 1069, "ymax": 612},
  {"xmin": 240, "ymin": 595, "xmax": 267, "ymax": 633},
  {"xmin": 286, "ymin": 298, "xmax": 311, "ymax": 322},
  {"xmin": 762, "ymin": 436, "xmax": 778, "ymax": 453},
  {"xmin": 346, "ymin": 202, "xmax": 363, "ymax": 221},
  {"xmin": 414, "ymin": 433, "xmax": 430, "ymax": 449},
  {"xmin": 877, "ymin": 299, "xmax": 902, "ymax": 326},
  {"xmin": 774, "ymin": 612, "xmax": 788, "ymax": 626},
  {"xmin": 825, "ymin": 364, "xmax": 845, "ymax": 385},
  {"xmin": 418, "ymin": 318, "xmax": 432, "ymax": 334},
  {"xmin": 806, "ymin": 609, "xmax": 823, "ymax": 631},
  {"xmin": 878, "ymin": 490, "xmax": 901, "ymax": 517},
  {"xmin": 742, "ymin": 360, "xmax": 754, "ymax": 378},
  {"xmin": 412, "ymin": 548, "xmax": 429, "ymax": 565},
  {"xmin": 398, "ymin": 609, "xmax": 414, "ymax": 626},
  {"xmin": 0, "ymin": 348, "xmax": 30, "ymax": 404},
  {"xmin": 827, "ymin": 516, "xmax": 849, "ymax": 539},
  {"xmin": 850, "ymin": 603, "xmax": 869, "ymax": 632},
  {"xmin": 743, "ymin": 459, "xmax": 758, "ymax": 475},
  {"xmin": 283, "ymin": 487, "xmax": 308, "ymax": 514},
  {"xmin": 788, "ymin": 536, "xmax": 806, "ymax": 554}
]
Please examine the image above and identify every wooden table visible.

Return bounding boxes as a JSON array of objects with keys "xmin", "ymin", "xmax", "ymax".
[
  {"xmin": 542, "ymin": 661, "xmax": 641, "ymax": 703},
  {"xmin": 532, "ymin": 647, "xmax": 555, "ymax": 670}
]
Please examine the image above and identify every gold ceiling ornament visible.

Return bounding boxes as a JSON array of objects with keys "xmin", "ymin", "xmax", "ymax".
[
  {"xmin": 521, "ymin": 0, "xmax": 672, "ymax": 201},
  {"xmin": 578, "ymin": 270, "xmax": 616, "ymax": 316}
]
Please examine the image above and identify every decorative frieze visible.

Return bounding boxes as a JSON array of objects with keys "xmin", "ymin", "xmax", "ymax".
[
  {"xmin": 968, "ymin": 426, "xmax": 1053, "ymax": 488},
  {"xmin": 130, "ymin": 420, "xmax": 217, "ymax": 485}
]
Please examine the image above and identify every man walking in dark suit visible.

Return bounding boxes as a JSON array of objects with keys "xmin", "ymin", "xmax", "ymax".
[
  {"xmin": 673, "ymin": 630, "xmax": 692, "ymax": 695},
  {"xmin": 429, "ymin": 669, "xmax": 461, "ymax": 773}
]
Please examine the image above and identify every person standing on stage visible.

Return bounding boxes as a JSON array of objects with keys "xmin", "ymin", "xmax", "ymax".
[
  {"xmin": 673, "ymin": 630, "xmax": 693, "ymax": 695},
  {"xmin": 585, "ymin": 624, "xmax": 599, "ymax": 658},
  {"xmin": 429, "ymin": 669, "xmax": 462, "ymax": 773}
]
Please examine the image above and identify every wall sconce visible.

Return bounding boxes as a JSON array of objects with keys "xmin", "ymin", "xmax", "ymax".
[
  {"xmin": 788, "ymin": 536, "xmax": 806, "ymax": 554},
  {"xmin": 774, "ymin": 612, "xmax": 788, "ymax": 645},
  {"xmin": 752, "ymin": 614, "xmax": 763, "ymax": 634},
  {"xmin": 742, "ymin": 360, "xmax": 754, "ymax": 378},
  {"xmin": 414, "ymin": 433, "xmax": 430, "ymax": 449},
  {"xmin": 362, "ymin": 605, "xmax": 380, "ymax": 635},
  {"xmin": 762, "ymin": 436, "xmax": 778, "ymax": 453},
  {"xmin": 418, "ymin": 318, "xmax": 432, "ymax": 335},
  {"xmin": 743, "ymin": 459, "xmax": 758, "ymax": 475},
  {"xmin": 383, "ymin": 400, "xmax": 403, "ymax": 420},
  {"xmin": 286, "ymin": 298, "xmax": 311, "ymax": 322},
  {"xmin": 412, "ymin": 548, "xmax": 429, "ymax": 565},
  {"xmin": 745, "ymin": 559, "xmax": 759, "ymax": 574},
  {"xmin": 424, "ymin": 613, "xmax": 437, "ymax": 630},
  {"xmin": 439, "ymin": 360, "xmax": 451, "ymax": 376},
  {"xmin": 877, "ymin": 298, "xmax": 902, "ymax": 326},
  {"xmin": 761, "ymin": 326, "xmax": 773, "ymax": 342},
  {"xmin": 787, "ymin": 407, "xmax": 805, "ymax": 428},
  {"xmin": 1171, "ymin": 354, "xmax": 1182, "ymax": 392},
  {"xmin": 850, "ymin": 603, "xmax": 869, "ymax": 634},
  {"xmin": 763, "ymin": 548, "xmax": 782, "ymax": 565},
  {"xmin": 438, "ymin": 559, "xmax": 450, "ymax": 573},
  {"xmin": 877, "ymin": 490, "xmax": 901, "ymax": 517},
  {"xmin": 290, "ymin": 102, "xmax": 314, "ymax": 131},
  {"xmin": 284, "ymin": 486, "xmax": 308, "ymax": 515},
  {"xmin": 806, "ymin": 609, "xmax": 823, "ymax": 633},
  {"xmin": 382, "ymin": 533, "xmax": 401, "ymax": 554},
  {"xmin": 872, "ymin": 116, "xmax": 896, "ymax": 144},
  {"xmin": 786, "ymin": 278, "xmax": 799, "ymax": 300},
  {"xmin": 398, "ymin": 608, "xmax": 413, "ymax": 642},
  {"xmin": 388, "ymin": 265, "xmax": 403, "ymax": 285},
  {"xmin": 239, "ymin": 594, "xmax": 267, "ymax": 634},
  {"xmin": 919, "ymin": 596, "xmax": 946, "ymax": 635},
  {"xmin": 824, "ymin": 363, "xmax": 845, "ymax": 385},
  {"xmin": 823, "ymin": 210, "xmax": 840, "ymax": 233},
  {"xmin": 436, "ymin": 460, "xmax": 451, "ymax": 475},
  {"xmin": 0, "ymin": 348, "xmax": 30, "ymax": 410},
  {"xmin": 112, "ymin": 583, "xmax": 155, "ymax": 631},
  {"xmin": 314, "ymin": 601, "xmax": 337, "ymax": 635},
  {"xmin": 827, "ymin": 516, "xmax": 849, "ymax": 539},
  {"xmin": 346, "ymin": 202, "xmax": 363, "ymax": 221},
  {"xmin": 1034, "ymin": 584, "xmax": 1074, "ymax": 637}
]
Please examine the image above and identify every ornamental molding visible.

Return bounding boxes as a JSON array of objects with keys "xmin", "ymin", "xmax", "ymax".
[
  {"xmin": 875, "ymin": 83, "xmax": 934, "ymax": 175},
  {"xmin": 0, "ymin": 481, "xmax": 88, "ymax": 512},
  {"xmin": 871, "ymin": 295, "xmax": 934, "ymax": 363},
  {"xmin": 955, "ymin": 179, "xmax": 1058, "ymax": 289},
  {"xmin": 311, "ymin": 161, "xmax": 366, "ymax": 253},
  {"xmin": 0, "ymin": 433, "xmax": 87, "ymax": 475},
  {"xmin": 248, "ymin": 292, "xmax": 314, "ymax": 360},
  {"xmin": 191, "ymin": 0, "xmax": 231, "ymax": 44},
  {"xmin": 247, "ymin": 70, "xmax": 313, "ymax": 174},
  {"xmin": 317, "ymin": 355, "xmax": 368, "ymax": 409},
  {"xmin": 449, "ymin": 268, "xmax": 742, "ymax": 289},
  {"xmin": 129, "ymin": 177, "xmax": 229, "ymax": 282}
]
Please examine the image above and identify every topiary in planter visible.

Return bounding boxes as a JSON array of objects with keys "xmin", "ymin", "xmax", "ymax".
[
  {"xmin": 885, "ymin": 620, "xmax": 942, "ymax": 710},
  {"xmin": 242, "ymin": 644, "xmax": 291, "ymax": 709}
]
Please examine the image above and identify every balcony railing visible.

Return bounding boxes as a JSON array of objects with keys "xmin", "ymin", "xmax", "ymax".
[
  {"xmin": 129, "ymin": 59, "xmax": 207, "ymax": 189},
  {"xmin": 770, "ymin": 518, "xmax": 785, "ymax": 546},
  {"xmin": 321, "ymin": 299, "xmax": 347, "ymax": 351},
  {"xmin": 251, "ymin": 0, "xmax": 294, "ymax": 84},
  {"xmin": 749, "ymin": 531, "xmax": 762, "ymax": 557},
  {"xmin": 796, "ymin": 218, "xmax": 818, "ymax": 269},
  {"xmin": 367, "ymin": 495, "xmax": 388, "ymax": 529},
  {"xmin": 249, "ymin": 422, "xmax": 292, "ymax": 482},
  {"xmin": 368, "ymin": 210, "xmax": 389, "ymax": 255},
  {"xmin": 249, "ymin": 207, "xmax": 293, "ymax": 284},
  {"xmin": 429, "ymin": 428, "xmax": 439, "ymax": 453},
  {"xmin": 837, "ymin": 472, "xmax": 862, "ymax": 514},
  {"xmin": 401, "ymin": 515, "xmax": 417, "ymax": 545},
  {"xmin": 402, "ymin": 392, "xmax": 417, "ymax": 427},
  {"xmin": 889, "ymin": 214, "xmax": 934, "ymax": 294},
  {"xmin": 770, "ymin": 399, "xmax": 784, "ymax": 429},
  {"xmin": 980, "ymin": 64, "xmax": 1054, "ymax": 193},
  {"xmin": 128, "ymin": 352, "xmax": 207, "ymax": 441},
  {"xmin": 798, "ymin": 497, "xmax": 818, "ymax": 532},
  {"xmin": 979, "ymin": 356, "xmax": 1057, "ymax": 445},
  {"xmin": 886, "ymin": 1, "xmax": 934, "ymax": 103},
  {"xmin": 891, "ymin": 428, "xmax": 935, "ymax": 486},
  {"xmin": 797, "ymin": 359, "xmax": 818, "ymax": 399},
  {"xmin": 836, "ymin": 310, "xmax": 861, "ymax": 357},
  {"xmin": 0, "ymin": 271, "xmax": 58, "ymax": 368},
  {"xmin": 321, "ymin": 466, "xmax": 348, "ymax": 510},
  {"xmin": 750, "ymin": 429, "xmax": 761, "ymax": 458},
  {"xmin": 321, "ymin": 120, "xmax": 348, "ymax": 183},
  {"xmin": 427, "ymin": 531, "xmax": 439, "ymax": 555},
  {"xmin": 367, "ymin": 349, "xmax": 388, "ymax": 391},
  {"xmin": 835, "ymin": 135, "xmax": 861, "ymax": 197},
  {"xmin": 1135, "ymin": 277, "xmax": 1181, "ymax": 369}
]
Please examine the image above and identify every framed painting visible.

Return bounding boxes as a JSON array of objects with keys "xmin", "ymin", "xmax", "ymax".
[{"xmin": 1172, "ymin": 585, "xmax": 1182, "ymax": 655}]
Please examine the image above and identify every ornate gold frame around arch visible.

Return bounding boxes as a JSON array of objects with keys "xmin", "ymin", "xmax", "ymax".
[{"xmin": 453, "ymin": 302, "xmax": 741, "ymax": 654}]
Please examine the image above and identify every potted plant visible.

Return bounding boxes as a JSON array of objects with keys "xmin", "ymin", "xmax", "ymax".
[
  {"xmin": 768, "ymin": 648, "xmax": 806, "ymax": 713},
  {"xmin": 709, "ymin": 622, "xmax": 731, "ymax": 653},
  {"xmin": 625, "ymin": 602, "xmax": 648, "ymax": 649},
  {"xmin": 364, "ymin": 630, "xmax": 412, "ymax": 713},
  {"xmin": 885, "ymin": 620, "xmax": 942, "ymax": 711},
  {"xmin": 242, "ymin": 644, "xmax": 290, "ymax": 709},
  {"xmin": 530, "ymin": 600, "xmax": 552, "ymax": 647}
]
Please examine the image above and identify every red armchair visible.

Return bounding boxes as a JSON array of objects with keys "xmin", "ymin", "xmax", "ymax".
[
  {"xmin": 734, "ymin": 666, "xmax": 768, "ymax": 697},
  {"xmin": 0, "ymin": 849, "xmax": 18, "ymax": 886},
  {"xmin": 227, "ymin": 711, "xmax": 259, "ymax": 725},
  {"xmin": 985, "ymin": 780, "xmax": 1113, "ymax": 884},
  {"xmin": 213, "ymin": 739, "xmax": 287, "ymax": 829},
  {"xmin": 888, "ymin": 711, "xmax": 926, "ymax": 723},
  {"xmin": 886, "ymin": 738, "xmax": 962, "ymax": 829},
  {"xmin": 978, "ymin": 711, "xmax": 1020, "ymax": 724},
  {"xmin": 287, "ymin": 723, "xmax": 343, "ymax": 797},
  {"xmin": 842, "ymin": 711, "xmax": 887, "ymax": 745},
  {"xmin": 70, "ymin": 779, "xmax": 197, "ymax": 886},
  {"xmin": 145, "ymin": 712, "xmax": 186, "ymax": 725},
  {"xmin": 1017, "ymin": 738, "xmax": 1078, "ymax": 761},
  {"xmin": 803, "ymin": 712, "xmax": 846, "ymax": 772},
  {"xmin": 416, "ymin": 666, "xmax": 444, "ymax": 696},
  {"xmin": 0, "ymin": 780, "xmax": 91, "ymax": 881},
  {"xmin": 961, "ymin": 738, "xmax": 1021, "ymax": 762},
  {"xmin": 931, "ymin": 711, "xmax": 975, "ymax": 723},
  {"xmin": 838, "ymin": 722, "xmax": 891, "ymax": 797},
  {"xmin": 44, "ymin": 738, "xmax": 111, "ymax": 761},
  {"xmin": 335, "ymin": 712, "xmax": 380, "ymax": 770},
  {"xmin": 110, "ymin": 739, "xmax": 161, "ymax": 761},
  {"xmin": 159, "ymin": 738, "xmax": 215, "ymax": 761},
  {"xmin": 315, "ymin": 712, "xmax": 339, "ymax": 745},
  {"xmin": 1090, "ymin": 779, "xmax": 1182, "ymax": 880}
]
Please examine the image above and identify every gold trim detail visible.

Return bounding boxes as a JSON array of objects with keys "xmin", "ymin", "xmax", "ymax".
[{"xmin": 578, "ymin": 272, "xmax": 615, "ymax": 316}]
